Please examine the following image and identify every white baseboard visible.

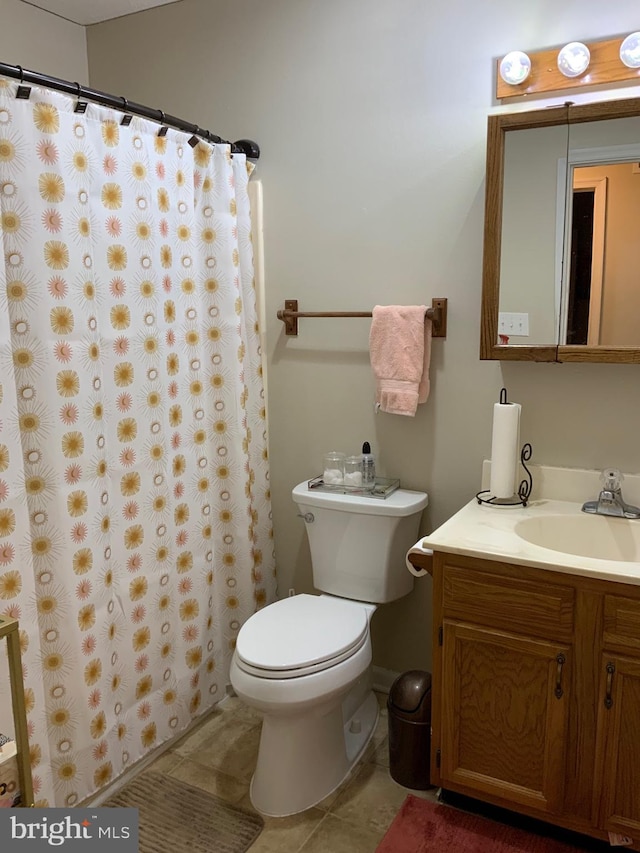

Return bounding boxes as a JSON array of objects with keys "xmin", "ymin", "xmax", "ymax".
[{"xmin": 372, "ymin": 665, "xmax": 400, "ymax": 695}]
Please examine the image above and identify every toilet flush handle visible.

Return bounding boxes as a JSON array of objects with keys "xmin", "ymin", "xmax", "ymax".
[{"xmin": 297, "ymin": 512, "xmax": 314, "ymax": 523}]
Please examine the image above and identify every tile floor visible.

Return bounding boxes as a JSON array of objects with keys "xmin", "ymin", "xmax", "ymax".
[{"xmin": 145, "ymin": 691, "xmax": 437, "ymax": 853}]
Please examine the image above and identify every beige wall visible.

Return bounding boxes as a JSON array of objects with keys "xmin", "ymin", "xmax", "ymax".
[
  {"xmin": 500, "ymin": 124, "xmax": 568, "ymax": 344},
  {"xmin": 576, "ymin": 163, "xmax": 640, "ymax": 346},
  {"xmin": 601, "ymin": 163, "xmax": 640, "ymax": 344},
  {"xmin": 0, "ymin": 0, "xmax": 87, "ymax": 82},
  {"xmin": 88, "ymin": 0, "xmax": 640, "ymax": 675}
]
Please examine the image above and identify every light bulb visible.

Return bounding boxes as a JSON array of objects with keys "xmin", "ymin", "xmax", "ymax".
[
  {"xmin": 620, "ymin": 32, "xmax": 640, "ymax": 68},
  {"xmin": 499, "ymin": 50, "xmax": 532, "ymax": 85},
  {"xmin": 557, "ymin": 42, "xmax": 590, "ymax": 78}
]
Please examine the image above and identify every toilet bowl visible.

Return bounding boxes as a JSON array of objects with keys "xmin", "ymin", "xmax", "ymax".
[
  {"xmin": 229, "ymin": 481, "xmax": 428, "ymax": 817},
  {"xmin": 230, "ymin": 594, "xmax": 378, "ymax": 817}
]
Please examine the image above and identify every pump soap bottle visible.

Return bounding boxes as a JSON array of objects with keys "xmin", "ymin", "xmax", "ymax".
[{"xmin": 361, "ymin": 442, "xmax": 376, "ymax": 488}]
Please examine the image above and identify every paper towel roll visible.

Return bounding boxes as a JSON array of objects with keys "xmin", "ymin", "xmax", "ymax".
[{"xmin": 489, "ymin": 401, "xmax": 521, "ymax": 498}]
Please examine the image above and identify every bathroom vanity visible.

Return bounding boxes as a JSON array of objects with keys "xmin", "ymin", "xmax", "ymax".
[{"xmin": 408, "ymin": 466, "xmax": 640, "ymax": 848}]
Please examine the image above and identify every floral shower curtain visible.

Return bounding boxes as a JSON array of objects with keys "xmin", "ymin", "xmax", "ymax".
[{"xmin": 0, "ymin": 77, "xmax": 275, "ymax": 806}]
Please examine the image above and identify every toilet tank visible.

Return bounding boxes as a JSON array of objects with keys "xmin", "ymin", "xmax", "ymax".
[{"xmin": 292, "ymin": 482, "xmax": 428, "ymax": 604}]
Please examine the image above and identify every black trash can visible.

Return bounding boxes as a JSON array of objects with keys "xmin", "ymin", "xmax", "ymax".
[{"xmin": 387, "ymin": 670, "xmax": 432, "ymax": 790}]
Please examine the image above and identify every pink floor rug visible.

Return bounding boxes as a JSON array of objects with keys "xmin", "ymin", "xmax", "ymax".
[{"xmin": 376, "ymin": 795, "xmax": 610, "ymax": 853}]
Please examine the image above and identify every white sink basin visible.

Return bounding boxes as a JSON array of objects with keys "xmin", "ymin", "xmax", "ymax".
[{"xmin": 515, "ymin": 513, "xmax": 640, "ymax": 562}]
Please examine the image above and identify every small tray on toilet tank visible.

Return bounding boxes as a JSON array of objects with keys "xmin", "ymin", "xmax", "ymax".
[{"xmin": 307, "ymin": 476, "xmax": 400, "ymax": 499}]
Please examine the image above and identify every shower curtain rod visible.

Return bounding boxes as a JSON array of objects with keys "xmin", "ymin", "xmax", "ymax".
[{"xmin": 0, "ymin": 60, "xmax": 260, "ymax": 159}]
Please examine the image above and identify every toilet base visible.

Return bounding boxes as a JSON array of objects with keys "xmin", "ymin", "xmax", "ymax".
[{"xmin": 249, "ymin": 689, "xmax": 379, "ymax": 817}]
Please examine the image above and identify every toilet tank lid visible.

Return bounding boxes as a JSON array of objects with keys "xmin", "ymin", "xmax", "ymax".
[{"xmin": 292, "ymin": 482, "xmax": 428, "ymax": 516}]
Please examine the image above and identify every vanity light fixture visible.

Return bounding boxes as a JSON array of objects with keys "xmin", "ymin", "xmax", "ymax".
[
  {"xmin": 497, "ymin": 31, "xmax": 640, "ymax": 99},
  {"xmin": 620, "ymin": 31, "xmax": 640, "ymax": 68},
  {"xmin": 557, "ymin": 41, "xmax": 590, "ymax": 78},
  {"xmin": 499, "ymin": 51, "xmax": 532, "ymax": 86}
]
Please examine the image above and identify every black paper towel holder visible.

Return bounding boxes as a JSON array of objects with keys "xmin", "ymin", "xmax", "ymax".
[{"xmin": 476, "ymin": 443, "xmax": 533, "ymax": 508}]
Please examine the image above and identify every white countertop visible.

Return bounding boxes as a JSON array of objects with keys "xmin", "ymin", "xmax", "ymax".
[{"xmin": 411, "ymin": 463, "xmax": 640, "ymax": 586}]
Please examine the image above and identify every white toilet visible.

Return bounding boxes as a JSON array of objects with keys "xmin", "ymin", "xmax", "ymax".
[{"xmin": 229, "ymin": 480, "xmax": 428, "ymax": 817}]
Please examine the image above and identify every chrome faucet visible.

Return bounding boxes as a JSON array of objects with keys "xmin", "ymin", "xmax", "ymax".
[{"xmin": 582, "ymin": 469, "xmax": 640, "ymax": 519}]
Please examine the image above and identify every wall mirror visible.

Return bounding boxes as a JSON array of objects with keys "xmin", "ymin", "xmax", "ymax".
[{"xmin": 480, "ymin": 97, "xmax": 640, "ymax": 363}]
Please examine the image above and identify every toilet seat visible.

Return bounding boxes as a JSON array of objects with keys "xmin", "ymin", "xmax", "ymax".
[{"xmin": 235, "ymin": 594, "xmax": 369, "ymax": 679}]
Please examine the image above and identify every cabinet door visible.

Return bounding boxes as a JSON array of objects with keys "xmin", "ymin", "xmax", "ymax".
[
  {"xmin": 594, "ymin": 654, "xmax": 640, "ymax": 838},
  {"xmin": 441, "ymin": 622, "xmax": 570, "ymax": 814}
]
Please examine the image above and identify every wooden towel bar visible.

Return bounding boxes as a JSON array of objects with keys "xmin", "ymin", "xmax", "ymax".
[{"xmin": 276, "ymin": 298, "xmax": 448, "ymax": 338}]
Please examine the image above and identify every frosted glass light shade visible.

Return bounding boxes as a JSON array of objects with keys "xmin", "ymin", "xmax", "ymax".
[
  {"xmin": 499, "ymin": 51, "xmax": 532, "ymax": 85},
  {"xmin": 557, "ymin": 42, "xmax": 590, "ymax": 78},
  {"xmin": 620, "ymin": 32, "xmax": 640, "ymax": 68}
]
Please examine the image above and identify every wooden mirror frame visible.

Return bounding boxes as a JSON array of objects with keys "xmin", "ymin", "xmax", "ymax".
[{"xmin": 480, "ymin": 96, "xmax": 640, "ymax": 364}]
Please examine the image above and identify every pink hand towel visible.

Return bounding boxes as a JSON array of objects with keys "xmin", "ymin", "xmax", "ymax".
[
  {"xmin": 369, "ymin": 305, "xmax": 432, "ymax": 416},
  {"xmin": 418, "ymin": 312, "xmax": 432, "ymax": 404}
]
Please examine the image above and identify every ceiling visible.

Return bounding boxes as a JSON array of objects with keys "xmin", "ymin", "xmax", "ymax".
[{"xmin": 21, "ymin": 0, "xmax": 182, "ymax": 25}]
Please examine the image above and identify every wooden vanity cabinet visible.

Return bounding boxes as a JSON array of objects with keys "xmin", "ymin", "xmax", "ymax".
[
  {"xmin": 440, "ymin": 621, "xmax": 571, "ymax": 814},
  {"xmin": 593, "ymin": 594, "xmax": 640, "ymax": 840},
  {"xmin": 594, "ymin": 653, "xmax": 640, "ymax": 839},
  {"xmin": 416, "ymin": 550, "xmax": 640, "ymax": 847}
]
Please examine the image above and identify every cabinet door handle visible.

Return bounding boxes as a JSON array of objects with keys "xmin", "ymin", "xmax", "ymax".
[
  {"xmin": 604, "ymin": 662, "xmax": 615, "ymax": 709},
  {"xmin": 554, "ymin": 653, "xmax": 566, "ymax": 699}
]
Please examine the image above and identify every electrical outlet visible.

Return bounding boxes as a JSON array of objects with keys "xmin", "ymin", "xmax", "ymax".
[{"xmin": 498, "ymin": 312, "xmax": 529, "ymax": 336}]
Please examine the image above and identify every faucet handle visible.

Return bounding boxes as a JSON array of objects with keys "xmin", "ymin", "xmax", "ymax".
[{"xmin": 601, "ymin": 468, "xmax": 623, "ymax": 491}]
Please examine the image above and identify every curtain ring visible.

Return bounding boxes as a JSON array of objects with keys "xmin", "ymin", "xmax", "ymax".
[
  {"xmin": 119, "ymin": 97, "xmax": 132, "ymax": 126},
  {"xmin": 16, "ymin": 65, "xmax": 23, "ymax": 83},
  {"xmin": 74, "ymin": 82, "xmax": 81, "ymax": 97},
  {"xmin": 156, "ymin": 111, "xmax": 169, "ymax": 137}
]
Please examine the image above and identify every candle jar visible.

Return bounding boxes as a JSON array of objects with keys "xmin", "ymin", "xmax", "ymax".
[
  {"xmin": 344, "ymin": 455, "xmax": 364, "ymax": 487},
  {"xmin": 323, "ymin": 451, "xmax": 345, "ymax": 485}
]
